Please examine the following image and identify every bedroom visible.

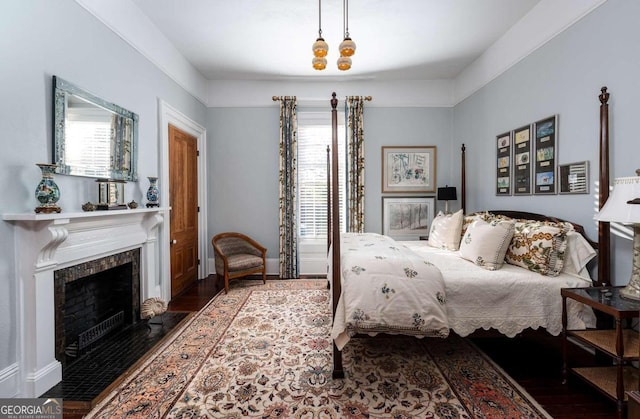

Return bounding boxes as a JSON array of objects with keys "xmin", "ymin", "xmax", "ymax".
[{"xmin": 1, "ymin": 0, "xmax": 638, "ymax": 414}]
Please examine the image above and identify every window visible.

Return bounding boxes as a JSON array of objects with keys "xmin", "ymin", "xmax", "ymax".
[{"xmin": 297, "ymin": 111, "xmax": 346, "ymax": 274}]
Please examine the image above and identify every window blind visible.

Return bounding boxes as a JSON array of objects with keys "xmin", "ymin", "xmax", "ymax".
[{"xmin": 297, "ymin": 112, "xmax": 346, "ymax": 239}]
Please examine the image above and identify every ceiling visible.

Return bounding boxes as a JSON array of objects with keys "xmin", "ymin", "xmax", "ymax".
[{"xmin": 130, "ymin": 0, "xmax": 541, "ymax": 82}]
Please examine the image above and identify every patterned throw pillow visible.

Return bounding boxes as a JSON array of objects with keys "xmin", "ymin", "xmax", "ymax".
[
  {"xmin": 461, "ymin": 211, "xmax": 497, "ymax": 238},
  {"xmin": 459, "ymin": 219, "xmax": 515, "ymax": 270},
  {"xmin": 428, "ymin": 209, "xmax": 464, "ymax": 251},
  {"xmin": 505, "ymin": 220, "xmax": 570, "ymax": 276}
]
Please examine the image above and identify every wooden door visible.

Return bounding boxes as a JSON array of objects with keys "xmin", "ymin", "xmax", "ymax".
[{"xmin": 169, "ymin": 124, "xmax": 199, "ymax": 297}]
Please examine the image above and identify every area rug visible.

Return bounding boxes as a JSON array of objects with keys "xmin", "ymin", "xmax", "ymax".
[{"xmin": 86, "ymin": 280, "xmax": 550, "ymax": 418}]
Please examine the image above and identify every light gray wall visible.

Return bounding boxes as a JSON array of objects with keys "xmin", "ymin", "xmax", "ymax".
[
  {"xmin": 206, "ymin": 106, "xmax": 453, "ymax": 260},
  {"xmin": 453, "ymin": 0, "xmax": 639, "ymax": 285},
  {"xmin": 206, "ymin": 107, "xmax": 281, "ymax": 256},
  {"xmin": 0, "ymin": 0, "xmax": 206, "ymax": 394}
]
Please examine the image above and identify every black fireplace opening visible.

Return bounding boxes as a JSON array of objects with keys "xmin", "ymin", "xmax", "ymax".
[{"xmin": 54, "ymin": 249, "xmax": 140, "ymax": 368}]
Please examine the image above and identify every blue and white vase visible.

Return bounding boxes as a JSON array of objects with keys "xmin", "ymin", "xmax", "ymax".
[
  {"xmin": 146, "ymin": 176, "xmax": 159, "ymax": 208},
  {"xmin": 34, "ymin": 163, "xmax": 61, "ymax": 213}
]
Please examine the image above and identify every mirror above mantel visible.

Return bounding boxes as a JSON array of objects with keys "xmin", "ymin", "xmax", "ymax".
[{"xmin": 52, "ymin": 76, "xmax": 139, "ymax": 181}]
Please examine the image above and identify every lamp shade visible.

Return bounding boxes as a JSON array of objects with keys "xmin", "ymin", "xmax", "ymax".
[
  {"xmin": 595, "ymin": 176, "xmax": 640, "ymax": 224},
  {"xmin": 437, "ymin": 186, "xmax": 457, "ymax": 201},
  {"xmin": 312, "ymin": 37, "xmax": 328, "ymax": 58},
  {"xmin": 339, "ymin": 37, "xmax": 356, "ymax": 57},
  {"xmin": 337, "ymin": 56, "xmax": 351, "ymax": 71},
  {"xmin": 312, "ymin": 56, "xmax": 327, "ymax": 70}
]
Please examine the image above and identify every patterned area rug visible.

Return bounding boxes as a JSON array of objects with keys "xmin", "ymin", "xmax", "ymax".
[{"xmin": 87, "ymin": 280, "xmax": 550, "ymax": 418}]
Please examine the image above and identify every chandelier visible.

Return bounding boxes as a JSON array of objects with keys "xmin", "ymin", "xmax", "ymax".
[{"xmin": 312, "ymin": 0, "xmax": 356, "ymax": 71}]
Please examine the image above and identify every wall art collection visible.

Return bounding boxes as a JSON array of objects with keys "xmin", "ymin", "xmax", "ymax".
[{"xmin": 495, "ymin": 115, "xmax": 585, "ymax": 196}]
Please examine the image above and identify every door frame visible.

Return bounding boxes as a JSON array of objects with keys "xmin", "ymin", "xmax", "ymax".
[{"xmin": 158, "ymin": 98, "xmax": 208, "ymax": 301}]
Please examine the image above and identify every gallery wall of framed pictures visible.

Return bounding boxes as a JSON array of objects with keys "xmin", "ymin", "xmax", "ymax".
[
  {"xmin": 495, "ymin": 114, "xmax": 575, "ymax": 196},
  {"xmin": 380, "ymin": 146, "xmax": 437, "ymax": 240}
]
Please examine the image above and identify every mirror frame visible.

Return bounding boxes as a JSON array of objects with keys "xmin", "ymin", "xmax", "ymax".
[{"xmin": 52, "ymin": 76, "xmax": 139, "ymax": 181}]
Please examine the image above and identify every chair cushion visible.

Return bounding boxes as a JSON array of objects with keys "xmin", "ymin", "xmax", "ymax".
[{"xmin": 227, "ymin": 253, "xmax": 264, "ymax": 271}]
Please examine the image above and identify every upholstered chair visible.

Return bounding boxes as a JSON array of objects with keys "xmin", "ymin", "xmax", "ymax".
[{"xmin": 212, "ymin": 232, "xmax": 267, "ymax": 293}]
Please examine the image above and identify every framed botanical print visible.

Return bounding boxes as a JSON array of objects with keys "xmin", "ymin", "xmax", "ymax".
[
  {"xmin": 533, "ymin": 115, "xmax": 558, "ymax": 194},
  {"xmin": 382, "ymin": 196, "xmax": 435, "ymax": 240},
  {"xmin": 513, "ymin": 124, "xmax": 532, "ymax": 195},
  {"xmin": 381, "ymin": 146, "xmax": 436, "ymax": 193},
  {"xmin": 496, "ymin": 132, "xmax": 512, "ymax": 195}
]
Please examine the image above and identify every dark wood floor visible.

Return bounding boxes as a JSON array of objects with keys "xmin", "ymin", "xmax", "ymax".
[{"xmin": 170, "ymin": 275, "xmax": 619, "ymax": 418}]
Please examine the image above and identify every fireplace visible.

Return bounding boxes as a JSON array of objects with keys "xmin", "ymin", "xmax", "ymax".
[
  {"xmin": 3, "ymin": 208, "xmax": 169, "ymax": 397},
  {"xmin": 54, "ymin": 249, "xmax": 141, "ymax": 367}
]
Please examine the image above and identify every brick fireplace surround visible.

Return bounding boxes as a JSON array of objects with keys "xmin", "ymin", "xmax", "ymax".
[{"xmin": 3, "ymin": 208, "xmax": 169, "ymax": 398}]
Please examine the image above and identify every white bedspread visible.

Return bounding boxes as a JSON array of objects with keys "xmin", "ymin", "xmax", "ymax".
[
  {"xmin": 402, "ymin": 242, "xmax": 596, "ymax": 337},
  {"xmin": 331, "ymin": 233, "xmax": 450, "ymax": 350}
]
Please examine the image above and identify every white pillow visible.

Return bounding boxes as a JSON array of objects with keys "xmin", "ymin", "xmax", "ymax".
[
  {"xmin": 428, "ymin": 209, "xmax": 464, "ymax": 251},
  {"xmin": 562, "ymin": 231, "xmax": 597, "ymax": 278},
  {"xmin": 459, "ymin": 219, "xmax": 516, "ymax": 270}
]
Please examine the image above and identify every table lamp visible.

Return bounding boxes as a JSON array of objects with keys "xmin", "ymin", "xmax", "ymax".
[
  {"xmin": 594, "ymin": 172, "xmax": 640, "ymax": 300},
  {"xmin": 437, "ymin": 186, "xmax": 457, "ymax": 214}
]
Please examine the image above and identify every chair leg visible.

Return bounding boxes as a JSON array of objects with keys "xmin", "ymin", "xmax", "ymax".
[
  {"xmin": 262, "ymin": 266, "xmax": 266, "ymax": 284},
  {"xmin": 224, "ymin": 272, "xmax": 229, "ymax": 294}
]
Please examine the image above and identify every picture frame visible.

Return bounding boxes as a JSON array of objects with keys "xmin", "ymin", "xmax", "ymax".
[
  {"xmin": 512, "ymin": 124, "xmax": 532, "ymax": 195},
  {"xmin": 96, "ymin": 179, "xmax": 127, "ymax": 210},
  {"xmin": 382, "ymin": 196, "xmax": 435, "ymax": 241},
  {"xmin": 496, "ymin": 131, "xmax": 512, "ymax": 195},
  {"xmin": 381, "ymin": 146, "xmax": 436, "ymax": 193},
  {"xmin": 559, "ymin": 161, "xmax": 589, "ymax": 194},
  {"xmin": 533, "ymin": 115, "xmax": 558, "ymax": 195}
]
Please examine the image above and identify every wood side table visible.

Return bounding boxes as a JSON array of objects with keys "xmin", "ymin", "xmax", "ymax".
[{"xmin": 562, "ymin": 286, "xmax": 640, "ymax": 419}]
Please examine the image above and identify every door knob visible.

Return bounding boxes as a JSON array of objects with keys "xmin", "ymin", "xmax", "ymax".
[{"xmin": 171, "ymin": 239, "xmax": 177, "ymax": 245}]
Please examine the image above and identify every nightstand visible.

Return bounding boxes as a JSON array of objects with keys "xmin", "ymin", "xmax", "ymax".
[{"xmin": 562, "ymin": 286, "xmax": 640, "ymax": 419}]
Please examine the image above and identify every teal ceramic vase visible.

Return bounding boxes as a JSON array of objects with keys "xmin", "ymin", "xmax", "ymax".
[
  {"xmin": 34, "ymin": 163, "xmax": 61, "ymax": 213},
  {"xmin": 146, "ymin": 176, "xmax": 159, "ymax": 208}
]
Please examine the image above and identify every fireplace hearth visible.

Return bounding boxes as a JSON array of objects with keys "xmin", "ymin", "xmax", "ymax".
[{"xmin": 54, "ymin": 249, "xmax": 141, "ymax": 367}]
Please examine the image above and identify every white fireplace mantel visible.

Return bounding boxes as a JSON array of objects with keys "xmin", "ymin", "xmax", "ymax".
[{"xmin": 3, "ymin": 207, "xmax": 170, "ymax": 397}]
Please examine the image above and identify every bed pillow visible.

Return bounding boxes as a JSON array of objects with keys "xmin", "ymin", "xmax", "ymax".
[
  {"xmin": 428, "ymin": 209, "xmax": 464, "ymax": 250},
  {"xmin": 459, "ymin": 219, "xmax": 515, "ymax": 270},
  {"xmin": 461, "ymin": 211, "xmax": 493, "ymax": 238},
  {"xmin": 505, "ymin": 220, "xmax": 570, "ymax": 276},
  {"xmin": 562, "ymin": 231, "xmax": 597, "ymax": 277}
]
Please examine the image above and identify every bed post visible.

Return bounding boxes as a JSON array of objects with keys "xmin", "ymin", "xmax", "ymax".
[
  {"xmin": 461, "ymin": 144, "xmax": 466, "ymax": 214},
  {"xmin": 598, "ymin": 87, "xmax": 610, "ymax": 287},
  {"xmin": 330, "ymin": 92, "xmax": 344, "ymax": 378}
]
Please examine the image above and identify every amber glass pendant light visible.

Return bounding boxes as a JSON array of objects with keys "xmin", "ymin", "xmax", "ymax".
[
  {"xmin": 312, "ymin": 0, "xmax": 328, "ymax": 70},
  {"xmin": 338, "ymin": 0, "xmax": 356, "ymax": 70}
]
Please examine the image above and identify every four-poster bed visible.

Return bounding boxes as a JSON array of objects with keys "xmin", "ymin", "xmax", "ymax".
[{"xmin": 327, "ymin": 87, "xmax": 613, "ymax": 378}]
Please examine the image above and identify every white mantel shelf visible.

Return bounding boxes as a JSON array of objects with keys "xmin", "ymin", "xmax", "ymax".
[
  {"xmin": 4, "ymin": 206, "xmax": 171, "ymax": 398},
  {"xmin": 3, "ymin": 207, "xmax": 170, "ymax": 221}
]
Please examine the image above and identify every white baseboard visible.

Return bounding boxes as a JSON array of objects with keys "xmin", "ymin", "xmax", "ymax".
[{"xmin": 0, "ymin": 363, "xmax": 19, "ymax": 398}]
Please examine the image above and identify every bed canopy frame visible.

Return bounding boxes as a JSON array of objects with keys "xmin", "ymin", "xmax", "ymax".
[{"xmin": 327, "ymin": 88, "xmax": 611, "ymax": 377}]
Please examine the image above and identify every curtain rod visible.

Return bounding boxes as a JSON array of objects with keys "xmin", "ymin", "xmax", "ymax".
[{"xmin": 272, "ymin": 95, "xmax": 372, "ymax": 101}]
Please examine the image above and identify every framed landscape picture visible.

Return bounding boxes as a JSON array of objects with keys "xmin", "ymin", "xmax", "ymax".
[
  {"xmin": 381, "ymin": 146, "xmax": 436, "ymax": 193},
  {"xmin": 382, "ymin": 196, "xmax": 435, "ymax": 241},
  {"xmin": 533, "ymin": 115, "xmax": 558, "ymax": 194},
  {"xmin": 496, "ymin": 131, "xmax": 512, "ymax": 195},
  {"xmin": 512, "ymin": 124, "xmax": 532, "ymax": 195}
]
